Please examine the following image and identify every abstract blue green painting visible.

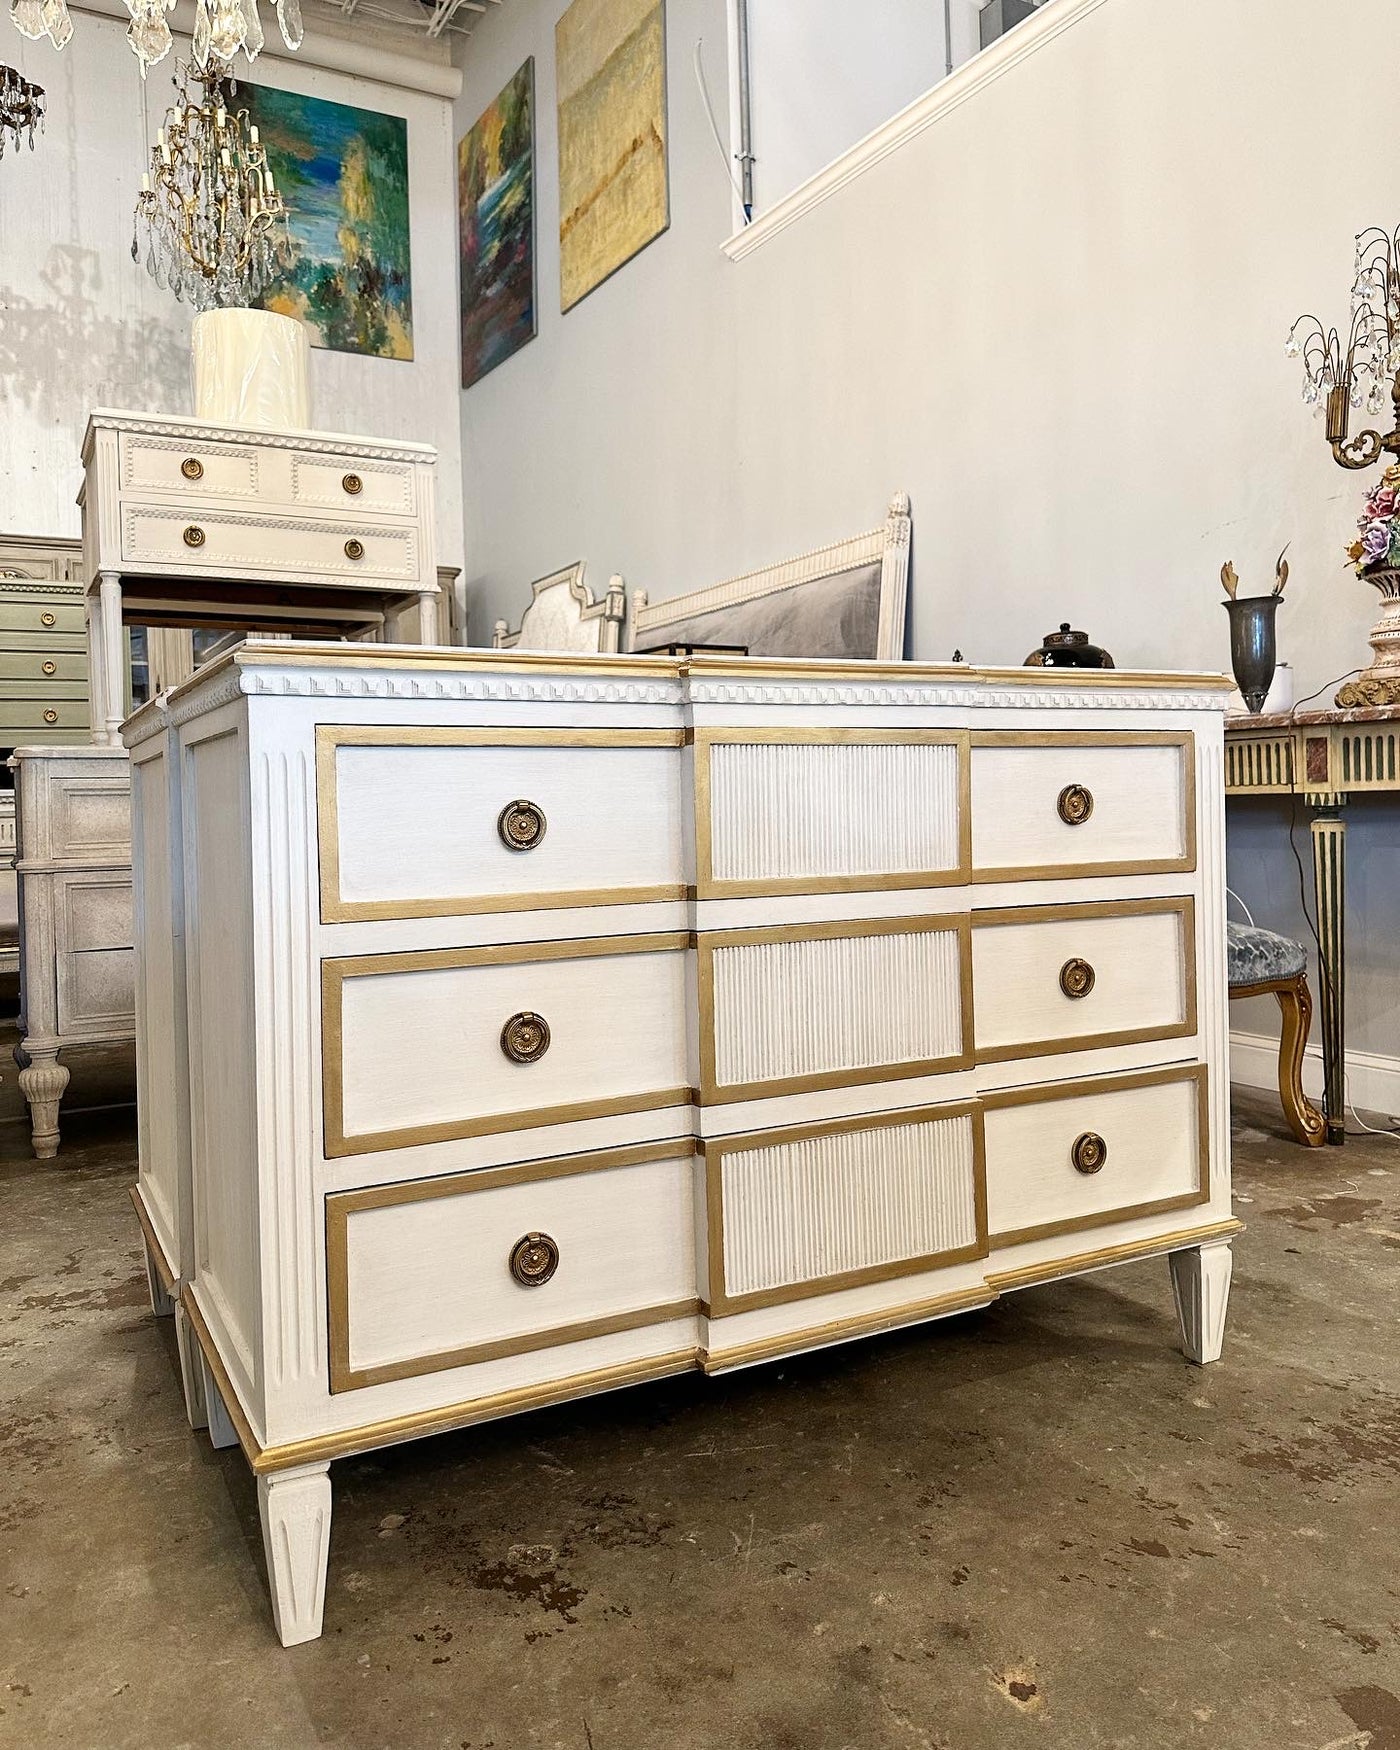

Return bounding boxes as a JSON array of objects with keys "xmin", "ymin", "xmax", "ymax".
[{"xmin": 243, "ymin": 84, "xmax": 413, "ymax": 361}]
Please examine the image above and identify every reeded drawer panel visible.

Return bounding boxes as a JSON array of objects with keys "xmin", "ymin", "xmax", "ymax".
[
  {"xmin": 972, "ymin": 898, "xmax": 1194, "ymax": 1062},
  {"xmin": 970, "ymin": 732, "xmax": 1194, "ymax": 879},
  {"xmin": 703, "ymin": 1104, "xmax": 986, "ymax": 1315},
  {"xmin": 983, "ymin": 1065, "xmax": 1208, "ymax": 1247},
  {"xmin": 696, "ymin": 729, "xmax": 967, "ymax": 897},
  {"xmin": 316, "ymin": 726, "xmax": 686, "ymax": 923},
  {"xmin": 325, "ymin": 1142, "xmax": 697, "ymax": 1392},
  {"xmin": 290, "ymin": 452, "xmax": 416, "ymax": 516},
  {"xmin": 0, "ymin": 699, "xmax": 90, "ymax": 732},
  {"xmin": 322, "ymin": 933, "xmax": 692, "ymax": 1158},
  {"xmin": 698, "ymin": 915, "xmax": 971, "ymax": 1102},
  {"xmin": 120, "ymin": 505, "xmax": 418, "ymax": 582},
  {"xmin": 119, "ymin": 433, "xmax": 260, "ymax": 499},
  {"xmin": 0, "ymin": 600, "xmax": 86, "ymax": 634},
  {"xmin": 0, "ymin": 651, "xmax": 87, "ymax": 684}
]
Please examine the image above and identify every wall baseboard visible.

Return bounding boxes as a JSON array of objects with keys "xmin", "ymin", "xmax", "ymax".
[{"xmin": 1229, "ymin": 1029, "xmax": 1400, "ymax": 1121}]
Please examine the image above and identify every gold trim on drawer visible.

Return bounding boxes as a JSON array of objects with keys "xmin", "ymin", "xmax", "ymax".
[
  {"xmin": 699, "ymin": 1101, "xmax": 989, "ymax": 1317},
  {"xmin": 968, "ymin": 729, "xmax": 1197, "ymax": 881},
  {"xmin": 971, "ymin": 896, "xmax": 1197, "ymax": 1064},
  {"xmin": 325, "ymin": 1138, "xmax": 698, "ymax": 1392},
  {"xmin": 315, "ymin": 724, "xmax": 688, "ymax": 923},
  {"xmin": 321, "ymin": 933, "xmax": 693, "ymax": 1158},
  {"xmin": 692, "ymin": 727, "xmax": 972, "ymax": 899},
  {"xmin": 695, "ymin": 912, "xmax": 975, "ymax": 1103},
  {"xmin": 983, "ymin": 1063, "xmax": 1211, "ymax": 1249}
]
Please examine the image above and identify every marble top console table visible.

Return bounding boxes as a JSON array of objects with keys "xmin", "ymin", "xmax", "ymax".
[{"xmin": 1224, "ymin": 702, "xmax": 1400, "ymax": 1142}]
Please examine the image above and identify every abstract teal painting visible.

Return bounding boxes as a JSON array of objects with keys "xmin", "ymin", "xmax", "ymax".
[{"xmin": 243, "ymin": 84, "xmax": 413, "ymax": 361}]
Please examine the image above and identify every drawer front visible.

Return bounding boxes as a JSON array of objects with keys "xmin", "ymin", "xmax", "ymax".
[
  {"xmin": 120, "ymin": 505, "xmax": 419, "ymax": 583},
  {"xmin": 323, "ymin": 933, "xmax": 691, "ymax": 1157},
  {"xmin": 0, "ymin": 599, "xmax": 86, "ymax": 635},
  {"xmin": 42, "ymin": 777, "xmax": 131, "ymax": 861},
  {"xmin": 0, "ymin": 629, "xmax": 87, "ymax": 655},
  {"xmin": 972, "ymin": 898, "xmax": 1194, "ymax": 1062},
  {"xmin": 704, "ymin": 1104, "xmax": 986, "ymax": 1315},
  {"xmin": 317, "ymin": 727, "xmax": 686, "ymax": 922},
  {"xmin": 0, "ymin": 698, "xmax": 91, "ymax": 733},
  {"xmin": 325, "ymin": 1142, "xmax": 697, "ymax": 1391},
  {"xmin": 290, "ymin": 452, "xmax": 417, "ymax": 517},
  {"xmin": 119, "ymin": 433, "xmax": 260, "ymax": 500},
  {"xmin": 983, "ymin": 1066, "xmax": 1208, "ymax": 1247},
  {"xmin": 698, "ymin": 915, "xmax": 971, "ymax": 1102},
  {"xmin": 0, "ymin": 650, "xmax": 88, "ymax": 685},
  {"xmin": 970, "ymin": 732, "xmax": 1193, "ymax": 879},
  {"xmin": 62, "ymin": 876, "xmax": 134, "ymax": 952},
  {"xmin": 696, "ymin": 729, "xmax": 967, "ymax": 897}
]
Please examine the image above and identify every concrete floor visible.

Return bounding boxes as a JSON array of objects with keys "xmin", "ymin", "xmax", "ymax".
[{"xmin": 1, "ymin": 1044, "xmax": 1398, "ymax": 1750}]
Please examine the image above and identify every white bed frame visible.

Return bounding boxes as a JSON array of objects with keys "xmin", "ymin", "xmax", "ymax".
[
  {"xmin": 492, "ymin": 562, "xmax": 626, "ymax": 654},
  {"xmin": 628, "ymin": 492, "xmax": 911, "ymax": 659}
]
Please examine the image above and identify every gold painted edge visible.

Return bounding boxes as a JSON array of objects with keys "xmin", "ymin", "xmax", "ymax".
[
  {"xmin": 327, "ymin": 929, "xmax": 691, "ymax": 981},
  {"xmin": 700, "ymin": 1285, "xmax": 995, "ymax": 1374},
  {"xmin": 179, "ymin": 1284, "xmax": 262, "ymax": 1469},
  {"xmin": 323, "ymin": 885, "xmax": 689, "ymax": 924},
  {"xmin": 129, "ymin": 1183, "xmax": 176, "ymax": 1296},
  {"xmin": 987, "ymin": 1218, "xmax": 1243, "ymax": 1294}
]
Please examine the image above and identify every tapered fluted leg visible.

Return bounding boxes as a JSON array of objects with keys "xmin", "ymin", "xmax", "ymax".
[
  {"xmin": 1309, "ymin": 797, "xmax": 1347, "ymax": 1144},
  {"xmin": 141, "ymin": 1236, "xmax": 174, "ymax": 1316},
  {"xmin": 258, "ymin": 1463, "xmax": 333, "ymax": 1647},
  {"xmin": 174, "ymin": 1303, "xmax": 208, "ymax": 1431},
  {"xmin": 199, "ymin": 1355, "xmax": 240, "ymax": 1450},
  {"xmin": 18, "ymin": 1046, "xmax": 69, "ymax": 1160},
  {"xmin": 1169, "ymin": 1240, "xmax": 1233, "ymax": 1365}
]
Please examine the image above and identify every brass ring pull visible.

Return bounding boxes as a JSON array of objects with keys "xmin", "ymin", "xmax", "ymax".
[
  {"xmin": 344, "ymin": 537, "xmax": 365, "ymax": 561},
  {"xmin": 41, "ymin": 660, "xmax": 56, "ymax": 676},
  {"xmin": 1071, "ymin": 1132, "xmax": 1108, "ymax": 1175},
  {"xmin": 183, "ymin": 524, "xmax": 206, "ymax": 549},
  {"xmin": 342, "ymin": 472, "xmax": 363, "ymax": 496},
  {"xmin": 501, "ymin": 1011, "xmax": 550, "ymax": 1064},
  {"xmin": 1057, "ymin": 783, "xmax": 1094, "ymax": 826},
  {"xmin": 40, "ymin": 612, "xmax": 55, "ymax": 627},
  {"xmin": 510, "ymin": 1232, "xmax": 559, "ymax": 1287},
  {"xmin": 497, "ymin": 798, "xmax": 546, "ymax": 852},
  {"xmin": 181, "ymin": 456, "xmax": 204, "ymax": 481},
  {"xmin": 42, "ymin": 709, "xmax": 58, "ymax": 725},
  {"xmin": 1059, "ymin": 956, "xmax": 1096, "ymax": 1000}
]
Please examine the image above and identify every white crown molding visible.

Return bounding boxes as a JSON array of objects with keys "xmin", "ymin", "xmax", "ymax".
[
  {"xmin": 84, "ymin": 411, "xmax": 436, "ymax": 468},
  {"xmin": 723, "ymin": 0, "xmax": 1111, "ymax": 263}
]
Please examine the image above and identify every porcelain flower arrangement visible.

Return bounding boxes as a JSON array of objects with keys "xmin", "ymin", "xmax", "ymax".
[{"xmin": 1349, "ymin": 465, "xmax": 1400, "ymax": 576}]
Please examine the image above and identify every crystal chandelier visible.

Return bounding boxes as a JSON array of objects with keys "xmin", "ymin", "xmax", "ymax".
[
  {"xmin": 9, "ymin": 0, "xmax": 302, "ymax": 75},
  {"xmin": 132, "ymin": 60, "xmax": 291, "ymax": 310},
  {"xmin": 1286, "ymin": 226, "xmax": 1400, "ymax": 469},
  {"xmin": 0, "ymin": 63, "xmax": 44, "ymax": 158}
]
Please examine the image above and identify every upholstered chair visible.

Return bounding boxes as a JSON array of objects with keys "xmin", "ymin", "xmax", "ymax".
[{"xmin": 1226, "ymin": 920, "xmax": 1326, "ymax": 1147}]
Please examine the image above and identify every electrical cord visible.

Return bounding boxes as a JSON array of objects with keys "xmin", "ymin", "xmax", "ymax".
[{"xmin": 693, "ymin": 39, "xmax": 749, "ymax": 217}]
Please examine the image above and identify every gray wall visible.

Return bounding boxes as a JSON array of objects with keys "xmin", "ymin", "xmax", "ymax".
[{"xmin": 454, "ymin": 0, "xmax": 1400, "ymax": 1068}]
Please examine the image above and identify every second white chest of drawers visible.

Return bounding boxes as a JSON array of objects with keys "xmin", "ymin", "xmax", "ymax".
[{"xmin": 125, "ymin": 644, "xmax": 1238, "ymax": 1646}]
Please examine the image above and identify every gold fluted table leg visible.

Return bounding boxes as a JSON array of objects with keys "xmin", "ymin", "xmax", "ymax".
[{"xmin": 1308, "ymin": 792, "xmax": 1347, "ymax": 1144}]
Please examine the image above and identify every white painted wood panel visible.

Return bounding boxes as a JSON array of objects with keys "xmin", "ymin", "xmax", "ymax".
[
  {"xmin": 972, "ymin": 907, "xmax": 1187, "ymax": 1053},
  {"xmin": 331, "ymin": 743, "xmax": 683, "ymax": 910},
  {"xmin": 711, "ymin": 925, "xmax": 963, "ymax": 1088},
  {"xmin": 120, "ymin": 506, "xmax": 418, "ymax": 585},
  {"xmin": 120, "ymin": 434, "xmax": 261, "ymax": 500},
  {"xmin": 290, "ymin": 454, "xmax": 416, "ymax": 516},
  {"xmin": 342, "ymin": 1156, "xmax": 695, "ymax": 1375},
  {"xmin": 721, "ymin": 1112, "xmax": 978, "ymax": 1298},
  {"xmin": 971, "ymin": 742, "xmax": 1187, "ymax": 872},
  {"xmin": 709, "ymin": 739, "xmax": 960, "ymax": 881},
  {"xmin": 336, "ymin": 947, "xmax": 690, "ymax": 1141},
  {"xmin": 983, "ymin": 1075, "xmax": 1202, "ymax": 1239}
]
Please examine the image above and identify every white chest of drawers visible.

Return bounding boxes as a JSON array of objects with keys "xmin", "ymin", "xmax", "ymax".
[
  {"xmin": 80, "ymin": 410, "xmax": 441, "ymax": 745},
  {"xmin": 124, "ymin": 644, "xmax": 1238, "ymax": 1646}
]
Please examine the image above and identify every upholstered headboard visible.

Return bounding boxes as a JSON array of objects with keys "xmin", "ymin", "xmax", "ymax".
[{"xmin": 493, "ymin": 562, "xmax": 627, "ymax": 654}]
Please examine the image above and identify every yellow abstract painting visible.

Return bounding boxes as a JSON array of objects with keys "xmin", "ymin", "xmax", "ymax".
[{"xmin": 556, "ymin": 0, "xmax": 669, "ymax": 311}]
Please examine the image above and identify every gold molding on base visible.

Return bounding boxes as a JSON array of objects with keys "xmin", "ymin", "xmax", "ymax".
[
  {"xmin": 700, "ymin": 1284, "xmax": 995, "ymax": 1374},
  {"xmin": 315, "ymin": 724, "xmax": 688, "ymax": 925},
  {"xmin": 129, "ymin": 1184, "xmax": 176, "ymax": 1296},
  {"xmin": 987, "ymin": 1218, "xmax": 1243, "ymax": 1293}
]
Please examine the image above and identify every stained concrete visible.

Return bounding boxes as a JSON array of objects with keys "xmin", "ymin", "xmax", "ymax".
[{"xmin": 1, "ymin": 1043, "xmax": 1398, "ymax": 1750}]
